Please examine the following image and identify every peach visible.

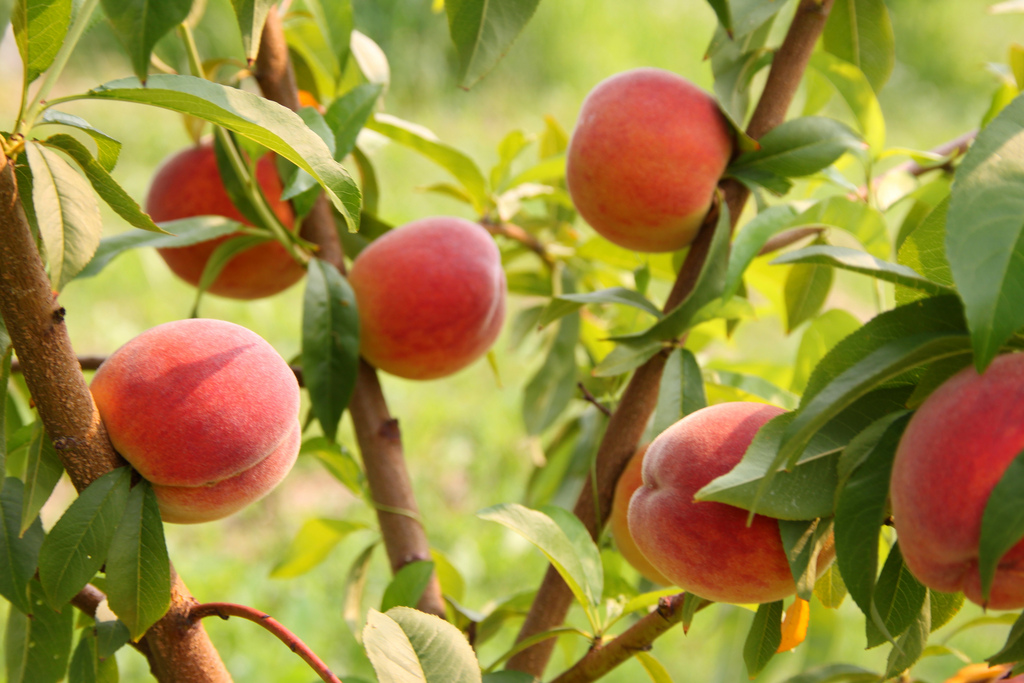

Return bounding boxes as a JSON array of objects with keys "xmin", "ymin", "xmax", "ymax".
[
  {"xmin": 609, "ymin": 444, "xmax": 672, "ymax": 585},
  {"xmin": 566, "ymin": 68, "xmax": 733, "ymax": 253},
  {"xmin": 891, "ymin": 353, "xmax": 1024, "ymax": 609},
  {"xmin": 90, "ymin": 319, "xmax": 301, "ymax": 523},
  {"xmin": 145, "ymin": 142, "xmax": 305, "ymax": 300},
  {"xmin": 629, "ymin": 402, "xmax": 832, "ymax": 604},
  {"xmin": 348, "ymin": 216, "xmax": 506, "ymax": 380}
]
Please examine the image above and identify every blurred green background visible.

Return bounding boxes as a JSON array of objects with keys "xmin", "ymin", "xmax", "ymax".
[{"xmin": 2, "ymin": 0, "xmax": 1023, "ymax": 680}]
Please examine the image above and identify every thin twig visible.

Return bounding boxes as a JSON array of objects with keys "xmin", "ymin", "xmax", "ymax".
[
  {"xmin": 190, "ymin": 603, "xmax": 342, "ymax": 683},
  {"xmin": 577, "ymin": 382, "xmax": 612, "ymax": 418},
  {"xmin": 480, "ymin": 217, "xmax": 555, "ymax": 268},
  {"xmin": 505, "ymin": 1, "xmax": 836, "ymax": 676}
]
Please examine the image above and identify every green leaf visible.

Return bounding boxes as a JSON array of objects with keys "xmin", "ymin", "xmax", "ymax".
[
  {"xmin": 706, "ymin": 0, "xmax": 731, "ymax": 34},
  {"xmin": 38, "ymin": 468, "xmax": 131, "ymax": 610},
  {"xmin": 833, "ymin": 414, "xmax": 909, "ymax": 620},
  {"xmin": 78, "ymin": 216, "xmax": 242, "ymax": 280},
  {"xmin": 99, "ymin": 0, "xmax": 192, "ymax": 82},
  {"xmin": 302, "ymin": 259, "xmax": 360, "ymax": 441},
  {"xmin": 680, "ymin": 592, "xmax": 710, "ymax": 634},
  {"xmin": 865, "ymin": 543, "xmax": 927, "ymax": 648},
  {"xmin": 778, "ymin": 663, "xmax": 878, "ymax": 683},
  {"xmin": 540, "ymin": 288, "xmax": 662, "ymax": 327},
  {"xmin": 0, "ymin": 478, "xmax": 44, "ymax": 615},
  {"xmin": 478, "ymin": 503, "xmax": 603, "ymax": 610},
  {"xmin": 12, "ymin": 0, "xmax": 71, "ymax": 85},
  {"xmin": 612, "ymin": 202, "xmax": 732, "ymax": 346},
  {"xmin": 814, "ymin": 564, "xmax": 848, "ymax": 608},
  {"xmin": 978, "ymin": 448, "xmax": 1024, "ymax": 602},
  {"xmin": 744, "ymin": 600, "xmax": 782, "ymax": 678},
  {"xmin": 808, "ymin": 51, "xmax": 885, "ymax": 151},
  {"xmin": 774, "ymin": 245, "xmax": 954, "ymax": 295},
  {"xmin": 83, "ymin": 74, "xmax": 361, "ymax": 230},
  {"xmin": 23, "ymin": 141, "xmax": 102, "ymax": 291},
  {"xmin": 302, "ymin": 437, "xmax": 365, "ymax": 497},
  {"xmin": 68, "ymin": 628, "xmax": 118, "ymax": 683},
  {"xmin": 946, "ymin": 94, "xmax": 1024, "ymax": 370},
  {"xmin": 324, "ymin": 83, "xmax": 383, "ymax": 160},
  {"xmin": 5, "ymin": 580, "xmax": 74, "ymax": 683},
  {"xmin": 381, "ymin": 560, "xmax": 435, "ymax": 613},
  {"xmin": 636, "ymin": 651, "xmax": 673, "ymax": 683},
  {"xmin": 928, "ymin": 590, "xmax": 963, "ymax": 633},
  {"xmin": 190, "ymin": 234, "xmax": 272, "ymax": 315},
  {"xmin": 364, "ymin": 607, "xmax": 482, "ymax": 683},
  {"xmin": 790, "ymin": 196, "xmax": 889, "ymax": 260},
  {"xmin": 591, "ymin": 339, "xmax": 662, "ymax": 378},
  {"xmin": 784, "ymin": 259, "xmax": 833, "ymax": 333},
  {"xmin": 822, "ymin": 0, "xmax": 895, "ymax": 92},
  {"xmin": 21, "ymin": 422, "xmax": 64, "ymax": 535},
  {"xmin": 651, "ymin": 348, "xmax": 707, "ymax": 437},
  {"xmin": 990, "ymin": 611, "xmax": 1024, "ymax": 665},
  {"xmin": 305, "ymin": 0, "xmax": 353, "ymax": 79},
  {"xmin": 781, "ymin": 517, "xmax": 835, "ymax": 600},
  {"xmin": 729, "ymin": 116, "xmax": 863, "ymax": 181},
  {"xmin": 883, "ymin": 595, "xmax": 929, "ymax": 680},
  {"xmin": 95, "ymin": 613, "xmax": 131, "ymax": 659},
  {"xmin": 482, "ymin": 673, "xmax": 537, "ymax": 683},
  {"xmin": 792, "ymin": 309, "xmax": 861, "ymax": 394},
  {"xmin": 446, "ymin": 0, "xmax": 542, "ymax": 88},
  {"xmin": 522, "ymin": 312, "xmax": 578, "ymax": 435},
  {"xmin": 896, "ymin": 195, "xmax": 953, "ymax": 305},
  {"xmin": 727, "ymin": 0, "xmax": 789, "ymax": 39},
  {"xmin": 270, "ymin": 517, "xmax": 368, "ymax": 579},
  {"xmin": 366, "ymin": 113, "xmax": 488, "ymax": 212},
  {"xmin": 230, "ymin": 0, "xmax": 274, "ymax": 63},
  {"xmin": 41, "ymin": 134, "xmax": 164, "ymax": 234},
  {"xmin": 38, "ymin": 110, "xmax": 121, "ymax": 171},
  {"xmin": 342, "ymin": 542, "xmax": 377, "ymax": 635},
  {"xmin": 105, "ymin": 481, "xmax": 171, "ymax": 640},
  {"xmin": 725, "ymin": 205, "xmax": 799, "ymax": 301},
  {"xmin": 703, "ymin": 368, "xmax": 798, "ymax": 410}
]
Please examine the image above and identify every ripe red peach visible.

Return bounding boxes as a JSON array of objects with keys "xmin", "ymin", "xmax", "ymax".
[
  {"xmin": 566, "ymin": 68, "xmax": 733, "ymax": 253},
  {"xmin": 90, "ymin": 319, "xmax": 301, "ymax": 523},
  {"xmin": 609, "ymin": 444, "xmax": 672, "ymax": 585},
  {"xmin": 629, "ymin": 402, "xmax": 832, "ymax": 604},
  {"xmin": 891, "ymin": 353, "xmax": 1024, "ymax": 609},
  {"xmin": 145, "ymin": 142, "xmax": 305, "ymax": 300},
  {"xmin": 348, "ymin": 216, "xmax": 506, "ymax": 380}
]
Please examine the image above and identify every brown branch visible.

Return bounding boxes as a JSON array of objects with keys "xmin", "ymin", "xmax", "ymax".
[
  {"xmin": 71, "ymin": 584, "xmax": 153, "ymax": 661},
  {"xmin": 480, "ymin": 217, "xmax": 554, "ymax": 268},
  {"xmin": 0, "ymin": 157, "xmax": 231, "ymax": 681},
  {"xmin": 888, "ymin": 129, "xmax": 976, "ymax": 179},
  {"xmin": 758, "ymin": 226, "xmax": 825, "ymax": 256},
  {"xmin": 505, "ymin": 1, "xmax": 835, "ymax": 675},
  {"xmin": 252, "ymin": 8, "xmax": 446, "ymax": 618},
  {"xmin": 548, "ymin": 593, "xmax": 705, "ymax": 683},
  {"xmin": 190, "ymin": 603, "xmax": 343, "ymax": 683},
  {"xmin": 577, "ymin": 382, "xmax": 612, "ymax": 418}
]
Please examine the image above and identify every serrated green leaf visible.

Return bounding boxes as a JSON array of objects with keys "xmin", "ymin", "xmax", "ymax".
[
  {"xmin": 928, "ymin": 589, "xmax": 963, "ymax": 633},
  {"xmin": 78, "ymin": 216, "xmax": 241, "ymax": 279},
  {"xmin": 522, "ymin": 311, "xmax": 578, "ymax": 435},
  {"xmin": 230, "ymin": 0, "xmax": 274, "ymax": 63},
  {"xmin": 896, "ymin": 195, "xmax": 953, "ymax": 305},
  {"xmin": 784, "ymin": 259, "xmax": 833, "ymax": 333},
  {"xmin": 381, "ymin": 560, "xmax": 435, "ymax": 613},
  {"xmin": 774, "ymin": 245, "xmax": 953, "ymax": 297},
  {"xmin": 270, "ymin": 517, "xmax": 369, "ymax": 579},
  {"xmin": 302, "ymin": 259, "xmax": 360, "ymax": 440},
  {"xmin": 23, "ymin": 140, "xmax": 102, "ymax": 291},
  {"xmin": 5, "ymin": 580, "xmax": 74, "ymax": 683},
  {"xmin": 946, "ymin": 94, "xmax": 1024, "ymax": 370},
  {"xmin": 478, "ymin": 503, "xmax": 603, "ymax": 610},
  {"xmin": 12, "ymin": 0, "xmax": 71, "ymax": 85},
  {"xmin": 977, "ymin": 448, "xmax": 1024, "ymax": 602},
  {"xmin": 730, "ymin": 116, "xmax": 863, "ymax": 181},
  {"xmin": 725, "ymin": 205, "xmax": 799, "ymax": 301},
  {"xmin": 324, "ymin": 83, "xmax": 383, "ymax": 160},
  {"xmin": 814, "ymin": 564, "xmax": 848, "ymax": 608},
  {"xmin": 99, "ymin": 0, "xmax": 191, "ymax": 82},
  {"xmin": 834, "ymin": 414, "xmax": 909, "ymax": 620},
  {"xmin": 0, "ymin": 478, "xmax": 44, "ymax": 615},
  {"xmin": 41, "ymin": 134, "xmax": 163, "ymax": 234},
  {"xmin": 366, "ymin": 113, "xmax": 488, "ymax": 212},
  {"xmin": 38, "ymin": 468, "xmax": 131, "ymax": 610},
  {"xmin": 866, "ymin": 543, "xmax": 927, "ymax": 648},
  {"xmin": 446, "ymin": 0, "xmax": 541, "ymax": 88},
  {"xmin": 105, "ymin": 482, "xmax": 170, "ymax": 640},
  {"xmin": 823, "ymin": 0, "xmax": 895, "ymax": 92},
  {"xmin": 21, "ymin": 422, "xmax": 64, "ymax": 535},
  {"xmin": 744, "ymin": 600, "xmax": 782, "ymax": 677},
  {"xmin": 38, "ymin": 110, "xmax": 121, "ymax": 171},
  {"xmin": 364, "ymin": 607, "xmax": 481, "ymax": 683},
  {"xmin": 781, "ymin": 518, "xmax": 834, "ymax": 600},
  {"xmin": 809, "ymin": 51, "xmax": 885, "ymax": 151},
  {"xmin": 883, "ymin": 595, "xmax": 929, "ymax": 679},
  {"xmin": 82, "ymin": 74, "xmax": 361, "ymax": 230}
]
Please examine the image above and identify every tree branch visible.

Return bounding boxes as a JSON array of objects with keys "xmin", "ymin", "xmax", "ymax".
[
  {"xmin": 252, "ymin": 7, "xmax": 446, "ymax": 618},
  {"xmin": 0, "ymin": 156, "xmax": 231, "ymax": 682},
  {"xmin": 190, "ymin": 602, "xmax": 343, "ymax": 683},
  {"xmin": 505, "ymin": 1, "xmax": 835, "ymax": 675}
]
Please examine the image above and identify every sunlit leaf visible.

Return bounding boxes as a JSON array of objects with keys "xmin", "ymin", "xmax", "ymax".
[{"xmin": 446, "ymin": 0, "xmax": 542, "ymax": 88}]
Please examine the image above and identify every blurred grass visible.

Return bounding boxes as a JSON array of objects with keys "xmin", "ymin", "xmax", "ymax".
[{"xmin": 2, "ymin": 0, "xmax": 1023, "ymax": 680}]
